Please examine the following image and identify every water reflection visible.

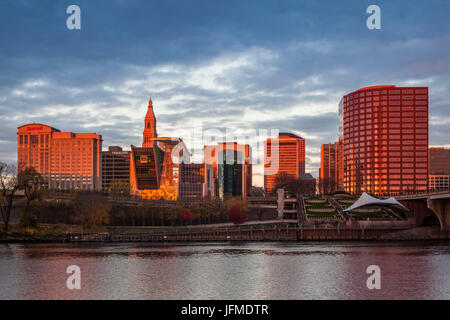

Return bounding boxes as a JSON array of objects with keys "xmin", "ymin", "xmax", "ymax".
[{"xmin": 0, "ymin": 242, "xmax": 449, "ymax": 299}]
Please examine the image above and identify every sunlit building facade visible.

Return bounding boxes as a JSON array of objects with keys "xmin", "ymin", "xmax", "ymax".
[
  {"xmin": 264, "ymin": 133, "xmax": 305, "ymax": 193},
  {"xmin": 429, "ymin": 175, "xmax": 450, "ymax": 191},
  {"xmin": 340, "ymin": 85, "xmax": 429, "ymax": 195},
  {"xmin": 102, "ymin": 146, "xmax": 130, "ymax": 191},
  {"xmin": 17, "ymin": 123, "xmax": 102, "ymax": 190},
  {"xmin": 17, "ymin": 123, "xmax": 58, "ymax": 182},
  {"xmin": 429, "ymin": 147, "xmax": 450, "ymax": 191},
  {"xmin": 319, "ymin": 138, "xmax": 343, "ymax": 194},
  {"xmin": 130, "ymin": 138, "xmax": 188, "ymax": 201}
]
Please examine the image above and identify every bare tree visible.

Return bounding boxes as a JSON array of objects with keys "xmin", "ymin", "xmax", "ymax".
[
  {"xmin": 274, "ymin": 172, "xmax": 297, "ymax": 194},
  {"xmin": 0, "ymin": 163, "xmax": 20, "ymax": 232},
  {"xmin": 320, "ymin": 177, "xmax": 337, "ymax": 195},
  {"xmin": 17, "ymin": 167, "xmax": 44, "ymax": 216},
  {"xmin": 298, "ymin": 178, "xmax": 316, "ymax": 196},
  {"xmin": 275, "ymin": 172, "xmax": 316, "ymax": 196},
  {"xmin": 248, "ymin": 186, "xmax": 265, "ymax": 197}
]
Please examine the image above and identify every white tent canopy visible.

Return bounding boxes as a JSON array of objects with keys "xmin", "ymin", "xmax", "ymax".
[{"xmin": 343, "ymin": 192, "xmax": 407, "ymax": 212}]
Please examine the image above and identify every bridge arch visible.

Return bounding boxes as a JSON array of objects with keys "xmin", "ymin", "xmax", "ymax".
[
  {"xmin": 427, "ymin": 198, "xmax": 450, "ymax": 231},
  {"xmin": 422, "ymin": 215, "xmax": 440, "ymax": 227},
  {"xmin": 400, "ymin": 199, "xmax": 444, "ymax": 230}
]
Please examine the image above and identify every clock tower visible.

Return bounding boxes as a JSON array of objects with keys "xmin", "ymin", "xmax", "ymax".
[{"xmin": 142, "ymin": 98, "xmax": 157, "ymax": 146}]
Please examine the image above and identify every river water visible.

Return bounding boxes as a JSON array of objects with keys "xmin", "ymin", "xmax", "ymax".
[{"xmin": 0, "ymin": 242, "xmax": 449, "ymax": 299}]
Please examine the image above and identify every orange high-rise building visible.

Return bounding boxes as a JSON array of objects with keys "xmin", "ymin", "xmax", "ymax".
[
  {"xmin": 319, "ymin": 138, "xmax": 343, "ymax": 194},
  {"xmin": 340, "ymin": 85, "xmax": 429, "ymax": 195},
  {"xmin": 17, "ymin": 123, "xmax": 102, "ymax": 190},
  {"xmin": 264, "ymin": 133, "xmax": 305, "ymax": 193},
  {"xmin": 204, "ymin": 142, "xmax": 252, "ymax": 198}
]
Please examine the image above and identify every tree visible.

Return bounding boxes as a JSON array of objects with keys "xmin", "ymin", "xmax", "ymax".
[
  {"xmin": 297, "ymin": 178, "xmax": 316, "ymax": 196},
  {"xmin": 274, "ymin": 172, "xmax": 316, "ymax": 196},
  {"xmin": 248, "ymin": 186, "xmax": 265, "ymax": 197},
  {"xmin": 179, "ymin": 209, "xmax": 195, "ymax": 225},
  {"xmin": 0, "ymin": 163, "xmax": 20, "ymax": 232},
  {"xmin": 17, "ymin": 167, "xmax": 44, "ymax": 223},
  {"xmin": 109, "ymin": 180, "xmax": 131, "ymax": 201},
  {"xmin": 225, "ymin": 197, "xmax": 248, "ymax": 225},
  {"xmin": 229, "ymin": 204, "xmax": 247, "ymax": 225},
  {"xmin": 166, "ymin": 200, "xmax": 186, "ymax": 226},
  {"xmin": 109, "ymin": 180, "xmax": 131, "ymax": 225},
  {"xmin": 190, "ymin": 200, "xmax": 212, "ymax": 224},
  {"xmin": 19, "ymin": 211, "xmax": 38, "ymax": 229},
  {"xmin": 320, "ymin": 177, "xmax": 337, "ymax": 195},
  {"xmin": 274, "ymin": 172, "xmax": 298, "ymax": 194},
  {"xmin": 72, "ymin": 192, "xmax": 110, "ymax": 229}
]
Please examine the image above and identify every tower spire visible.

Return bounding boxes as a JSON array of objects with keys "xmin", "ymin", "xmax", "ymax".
[{"xmin": 143, "ymin": 97, "xmax": 157, "ymax": 146}]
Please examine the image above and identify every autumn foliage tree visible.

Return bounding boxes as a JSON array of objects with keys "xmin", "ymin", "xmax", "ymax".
[
  {"xmin": 71, "ymin": 192, "xmax": 110, "ymax": 229},
  {"xmin": 229, "ymin": 204, "xmax": 247, "ymax": 225},
  {"xmin": 179, "ymin": 209, "xmax": 194, "ymax": 225},
  {"xmin": 225, "ymin": 197, "xmax": 248, "ymax": 225},
  {"xmin": 109, "ymin": 180, "xmax": 130, "ymax": 200}
]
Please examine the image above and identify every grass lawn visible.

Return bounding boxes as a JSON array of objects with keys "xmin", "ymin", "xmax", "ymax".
[
  {"xmin": 305, "ymin": 196, "xmax": 324, "ymax": 200},
  {"xmin": 306, "ymin": 210, "xmax": 341, "ymax": 220},
  {"xmin": 305, "ymin": 202, "xmax": 334, "ymax": 209},
  {"xmin": 350, "ymin": 212, "xmax": 388, "ymax": 219}
]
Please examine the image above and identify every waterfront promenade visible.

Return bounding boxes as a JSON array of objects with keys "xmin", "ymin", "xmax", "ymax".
[{"xmin": 66, "ymin": 219, "xmax": 449, "ymax": 242}]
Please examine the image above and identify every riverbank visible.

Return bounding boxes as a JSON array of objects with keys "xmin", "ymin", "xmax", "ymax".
[
  {"xmin": 0, "ymin": 232, "xmax": 67, "ymax": 243},
  {"xmin": 1, "ymin": 226, "xmax": 448, "ymax": 243},
  {"xmin": 379, "ymin": 227, "xmax": 450, "ymax": 240}
]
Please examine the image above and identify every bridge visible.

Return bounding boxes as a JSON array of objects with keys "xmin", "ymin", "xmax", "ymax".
[{"xmin": 396, "ymin": 191, "xmax": 450, "ymax": 231}]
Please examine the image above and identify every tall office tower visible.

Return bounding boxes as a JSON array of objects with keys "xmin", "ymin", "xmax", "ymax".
[
  {"xmin": 101, "ymin": 146, "xmax": 131, "ymax": 191},
  {"xmin": 340, "ymin": 85, "xmax": 429, "ymax": 195},
  {"xmin": 319, "ymin": 138, "xmax": 343, "ymax": 194},
  {"xmin": 264, "ymin": 132, "xmax": 306, "ymax": 193},
  {"xmin": 142, "ymin": 98, "xmax": 157, "ymax": 147},
  {"xmin": 204, "ymin": 142, "xmax": 252, "ymax": 199},
  {"xmin": 17, "ymin": 123, "xmax": 102, "ymax": 191},
  {"xmin": 429, "ymin": 147, "xmax": 450, "ymax": 191},
  {"xmin": 178, "ymin": 163, "xmax": 215, "ymax": 200}
]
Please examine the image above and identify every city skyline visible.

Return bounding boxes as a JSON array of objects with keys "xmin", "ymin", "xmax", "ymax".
[
  {"xmin": 1, "ymin": 1, "xmax": 450, "ymax": 188},
  {"xmin": 1, "ymin": 2, "xmax": 450, "ymax": 304}
]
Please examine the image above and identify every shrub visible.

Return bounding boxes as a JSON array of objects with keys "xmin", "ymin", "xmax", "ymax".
[
  {"xmin": 229, "ymin": 204, "xmax": 247, "ymax": 225},
  {"xmin": 19, "ymin": 212, "xmax": 38, "ymax": 229},
  {"xmin": 179, "ymin": 209, "xmax": 195, "ymax": 225},
  {"xmin": 71, "ymin": 192, "xmax": 110, "ymax": 228}
]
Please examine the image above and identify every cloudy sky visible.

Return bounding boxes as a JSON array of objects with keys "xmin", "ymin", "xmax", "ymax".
[{"xmin": 1, "ymin": 0, "xmax": 449, "ymax": 186}]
